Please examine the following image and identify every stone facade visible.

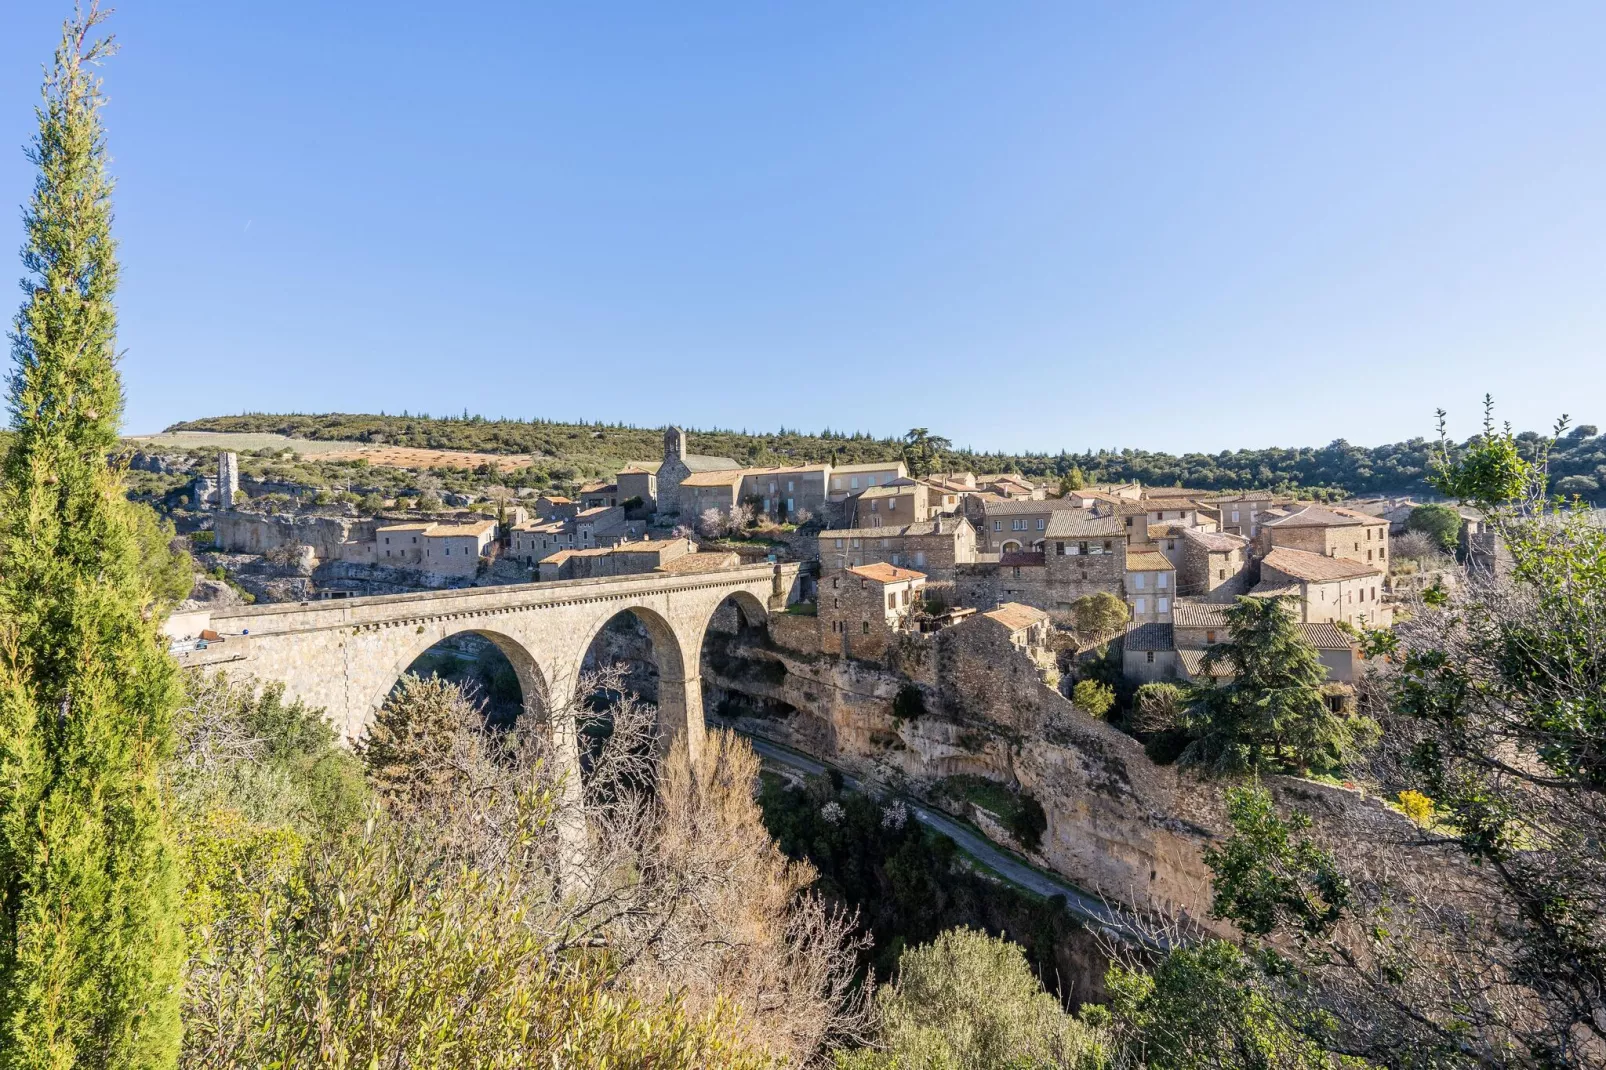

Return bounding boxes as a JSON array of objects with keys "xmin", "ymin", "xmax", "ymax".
[
  {"xmin": 816, "ymin": 517, "xmax": 978, "ymax": 578},
  {"xmin": 1177, "ymin": 528, "xmax": 1249, "ymax": 597},
  {"xmin": 850, "ymin": 479, "xmax": 929, "ymax": 527},
  {"xmin": 819, "ymin": 563, "xmax": 926, "ymax": 659},
  {"xmin": 616, "ymin": 467, "xmax": 657, "ymax": 512},
  {"xmin": 1123, "ymin": 549, "xmax": 1175, "ymax": 624},
  {"xmin": 979, "ymin": 498, "xmax": 1086, "ymax": 553},
  {"xmin": 179, "ymin": 563, "xmax": 801, "ymax": 778},
  {"xmin": 643, "ymin": 427, "xmax": 741, "ymax": 517},
  {"xmin": 1041, "ymin": 510, "xmax": 1127, "ymax": 610},
  {"xmin": 826, "ymin": 461, "xmax": 908, "ymax": 502},
  {"xmin": 1257, "ymin": 547, "xmax": 1390, "ymax": 627},
  {"xmin": 1257, "ymin": 505, "xmax": 1390, "ymax": 571}
]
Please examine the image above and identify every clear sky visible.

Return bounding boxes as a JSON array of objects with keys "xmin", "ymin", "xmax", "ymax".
[{"xmin": 3, "ymin": 2, "xmax": 1604, "ymax": 453}]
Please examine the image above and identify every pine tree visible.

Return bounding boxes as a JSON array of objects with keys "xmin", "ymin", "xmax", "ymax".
[
  {"xmin": 1181, "ymin": 597, "xmax": 1377, "ymax": 775},
  {"xmin": 0, "ymin": 7, "xmax": 184, "ymax": 1067}
]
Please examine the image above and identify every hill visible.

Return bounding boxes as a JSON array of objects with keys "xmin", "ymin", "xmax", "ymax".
[{"xmin": 167, "ymin": 412, "xmax": 1606, "ymax": 502}]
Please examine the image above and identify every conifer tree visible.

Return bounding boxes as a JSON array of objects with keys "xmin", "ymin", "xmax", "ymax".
[
  {"xmin": 1181, "ymin": 596, "xmax": 1377, "ymax": 775},
  {"xmin": 0, "ymin": 6, "xmax": 184, "ymax": 1067}
]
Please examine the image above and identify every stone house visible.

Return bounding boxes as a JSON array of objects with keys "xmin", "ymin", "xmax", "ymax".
[
  {"xmin": 418, "ymin": 518, "xmax": 498, "ymax": 578},
  {"xmin": 976, "ymin": 602, "xmax": 1054, "ymax": 663},
  {"xmin": 375, "ymin": 521, "xmax": 433, "ymax": 567},
  {"xmin": 578, "ymin": 483, "xmax": 619, "ymax": 509},
  {"xmin": 1041, "ymin": 509, "xmax": 1127, "ymax": 610},
  {"xmin": 817, "ymin": 516, "xmax": 978, "ymax": 578},
  {"xmin": 574, "ymin": 505, "xmax": 628, "ymax": 548},
  {"xmin": 509, "ymin": 519, "xmax": 573, "ymax": 564},
  {"xmin": 981, "ymin": 497, "xmax": 1088, "ymax": 553},
  {"xmin": 679, "ymin": 471, "xmax": 744, "ymax": 520},
  {"xmin": 537, "ymin": 538, "xmax": 709, "ymax": 581},
  {"xmin": 1208, "ymin": 493, "xmax": 1290, "ymax": 539},
  {"xmin": 976, "ymin": 474, "xmax": 1042, "ymax": 500},
  {"xmin": 851, "ymin": 479, "xmax": 930, "ymax": 527},
  {"xmin": 616, "ymin": 467, "xmax": 657, "ymax": 512},
  {"xmin": 1177, "ymin": 528, "xmax": 1250, "ymax": 597},
  {"xmin": 1123, "ymin": 622, "xmax": 1178, "ymax": 683},
  {"xmin": 1118, "ymin": 499, "xmax": 1212, "ymax": 548},
  {"xmin": 1257, "ymin": 505, "xmax": 1390, "ymax": 572},
  {"xmin": 819, "ymin": 563, "xmax": 927, "ymax": 659},
  {"xmin": 918, "ymin": 477, "xmax": 967, "ymax": 516},
  {"xmin": 1124, "ymin": 549, "xmax": 1175, "ymax": 624},
  {"xmin": 739, "ymin": 464, "xmax": 830, "ymax": 522},
  {"xmin": 1256, "ymin": 547, "xmax": 1390, "ymax": 627},
  {"xmin": 651, "ymin": 427, "xmax": 741, "ymax": 516},
  {"xmin": 953, "ymin": 555, "xmax": 1054, "ymax": 614},
  {"xmin": 827, "ymin": 461, "xmax": 908, "ymax": 502},
  {"xmin": 1167, "ymin": 602, "xmax": 1362, "ymax": 684},
  {"xmin": 533, "ymin": 495, "xmax": 578, "ymax": 521}
]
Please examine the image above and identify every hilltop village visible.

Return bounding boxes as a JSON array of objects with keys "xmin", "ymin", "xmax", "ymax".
[{"xmin": 181, "ymin": 424, "xmax": 1487, "ymax": 697}]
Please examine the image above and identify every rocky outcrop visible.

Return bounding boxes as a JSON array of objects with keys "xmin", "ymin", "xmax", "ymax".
[{"xmin": 704, "ymin": 607, "xmax": 1433, "ymax": 931}]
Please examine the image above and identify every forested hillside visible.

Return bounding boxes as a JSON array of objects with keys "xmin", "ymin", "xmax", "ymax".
[{"xmin": 171, "ymin": 411, "xmax": 1606, "ymax": 501}]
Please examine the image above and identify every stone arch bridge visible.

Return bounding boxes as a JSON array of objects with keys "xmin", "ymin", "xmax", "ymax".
[{"xmin": 178, "ymin": 562, "xmax": 801, "ymax": 771}]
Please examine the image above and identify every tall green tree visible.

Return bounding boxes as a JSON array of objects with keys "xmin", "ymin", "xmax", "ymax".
[
  {"xmin": 901, "ymin": 427, "xmax": 951, "ymax": 479},
  {"xmin": 1404, "ymin": 503, "xmax": 1461, "ymax": 554},
  {"xmin": 0, "ymin": 7, "xmax": 184, "ymax": 1067},
  {"xmin": 1181, "ymin": 597, "xmax": 1377, "ymax": 775}
]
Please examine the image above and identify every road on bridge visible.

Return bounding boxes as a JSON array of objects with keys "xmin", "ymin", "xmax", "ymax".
[{"xmin": 738, "ymin": 732, "xmax": 1156, "ymax": 947}]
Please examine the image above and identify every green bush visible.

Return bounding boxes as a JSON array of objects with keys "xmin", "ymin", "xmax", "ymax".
[
  {"xmin": 1072, "ymin": 680, "xmax": 1116, "ymax": 718},
  {"xmin": 892, "ymin": 683, "xmax": 927, "ymax": 721},
  {"xmin": 836, "ymin": 928, "xmax": 1108, "ymax": 1069}
]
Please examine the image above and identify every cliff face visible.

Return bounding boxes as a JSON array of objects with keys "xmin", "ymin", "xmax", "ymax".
[{"xmin": 702, "ymin": 605, "xmax": 1429, "ymax": 930}]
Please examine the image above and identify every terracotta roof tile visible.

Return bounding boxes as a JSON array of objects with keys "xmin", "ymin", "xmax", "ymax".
[
  {"xmin": 1044, "ymin": 511, "xmax": 1125, "ymax": 538},
  {"xmin": 1173, "ymin": 602, "xmax": 1230, "ymax": 628},
  {"xmin": 1125, "ymin": 549, "xmax": 1173, "ymax": 572},
  {"xmin": 998, "ymin": 551, "xmax": 1046, "ymax": 567},
  {"xmin": 981, "ymin": 602, "xmax": 1050, "ymax": 631},
  {"xmin": 1261, "ymin": 547, "xmax": 1383, "ymax": 582},
  {"xmin": 1182, "ymin": 528, "xmax": 1249, "ymax": 552},
  {"xmin": 847, "ymin": 562, "xmax": 926, "ymax": 584}
]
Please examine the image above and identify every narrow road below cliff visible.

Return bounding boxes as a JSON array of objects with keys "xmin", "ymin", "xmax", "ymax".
[{"xmin": 738, "ymin": 731, "xmax": 1158, "ymax": 947}]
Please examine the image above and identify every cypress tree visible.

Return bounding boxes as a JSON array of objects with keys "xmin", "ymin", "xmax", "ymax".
[{"xmin": 0, "ymin": 6, "xmax": 184, "ymax": 1068}]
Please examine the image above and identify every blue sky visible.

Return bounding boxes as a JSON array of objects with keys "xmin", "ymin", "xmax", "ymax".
[{"xmin": 3, "ymin": 3, "xmax": 1604, "ymax": 453}]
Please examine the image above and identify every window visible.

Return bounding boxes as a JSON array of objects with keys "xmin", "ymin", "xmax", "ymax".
[
  {"xmin": 1135, "ymin": 598, "xmax": 1146, "ymax": 614},
  {"xmin": 835, "ymin": 539, "xmax": 844, "ymax": 549},
  {"xmin": 1055, "ymin": 542, "xmax": 1065, "ymax": 555},
  {"xmin": 1368, "ymin": 549, "xmax": 1373, "ymax": 560},
  {"xmin": 1158, "ymin": 597, "xmax": 1169, "ymax": 613},
  {"xmin": 862, "ymin": 621, "xmax": 870, "ymax": 634},
  {"xmin": 1104, "ymin": 540, "xmax": 1113, "ymax": 551},
  {"xmin": 786, "ymin": 498, "xmax": 794, "ymax": 512},
  {"xmin": 787, "ymin": 480, "xmax": 795, "ymax": 493},
  {"xmin": 1218, "ymin": 568, "xmax": 1226, "ymax": 580},
  {"xmin": 1012, "ymin": 566, "xmax": 1022, "ymax": 578},
  {"xmin": 871, "ymin": 516, "xmax": 883, "ymax": 528},
  {"xmin": 384, "ymin": 537, "xmax": 390, "ymax": 544},
  {"xmin": 768, "ymin": 482, "xmax": 776, "ymax": 494},
  {"xmin": 1158, "ymin": 573, "xmax": 1168, "ymax": 589},
  {"xmin": 444, "ymin": 547, "xmax": 450, "ymax": 555},
  {"xmin": 852, "ymin": 539, "xmax": 861, "ymax": 548},
  {"xmin": 891, "ymin": 553, "xmax": 900, "ymax": 565},
  {"xmin": 860, "ymin": 579, "xmax": 867, "ymax": 590},
  {"xmin": 889, "ymin": 498, "xmax": 897, "ymax": 510},
  {"xmin": 1134, "ymin": 573, "xmax": 1147, "ymax": 590},
  {"xmin": 1013, "ymin": 519, "xmax": 1027, "ymax": 531},
  {"xmin": 1036, "ymin": 518, "xmax": 1045, "ymax": 530},
  {"xmin": 851, "ymin": 477, "xmax": 860, "ymax": 490},
  {"xmin": 915, "ymin": 551, "xmax": 926, "ymax": 566},
  {"xmin": 833, "ymin": 598, "xmax": 840, "ymax": 608},
  {"xmin": 867, "ymin": 476, "xmax": 877, "ymax": 487},
  {"xmin": 832, "ymin": 577, "xmax": 839, "ymax": 589},
  {"xmin": 1231, "ymin": 510, "xmax": 1240, "ymax": 522},
  {"xmin": 994, "ymin": 521, "xmax": 1003, "ymax": 531},
  {"xmin": 1078, "ymin": 541, "xmax": 1089, "ymax": 555},
  {"xmin": 1379, "ymin": 546, "xmax": 1385, "ymax": 558},
  {"xmin": 1146, "ymin": 651, "xmax": 1155, "ymax": 664},
  {"xmin": 887, "ymin": 593, "xmax": 896, "ymax": 610},
  {"xmin": 1206, "ymin": 630, "xmax": 1217, "ymax": 643}
]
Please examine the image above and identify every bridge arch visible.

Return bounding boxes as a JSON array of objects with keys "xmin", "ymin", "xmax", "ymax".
[
  {"xmin": 571, "ymin": 601, "xmax": 698, "ymax": 761},
  {"xmin": 360, "ymin": 625, "xmax": 551, "ymax": 734}
]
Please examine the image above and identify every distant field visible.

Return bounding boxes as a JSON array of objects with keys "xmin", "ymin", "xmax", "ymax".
[{"xmin": 126, "ymin": 431, "xmax": 539, "ymax": 472}]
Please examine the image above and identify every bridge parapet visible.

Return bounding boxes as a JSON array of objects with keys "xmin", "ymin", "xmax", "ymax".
[{"xmin": 178, "ymin": 562, "xmax": 803, "ymax": 769}]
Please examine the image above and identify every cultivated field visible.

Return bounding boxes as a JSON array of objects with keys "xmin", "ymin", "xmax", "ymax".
[{"xmin": 126, "ymin": 431, "xmax": 541, "ymax": 472}]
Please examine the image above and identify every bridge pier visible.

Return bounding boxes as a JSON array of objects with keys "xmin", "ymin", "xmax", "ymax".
[{"xmin": 656, "ymin": 669, "xmax": 707, "ymax": 770}]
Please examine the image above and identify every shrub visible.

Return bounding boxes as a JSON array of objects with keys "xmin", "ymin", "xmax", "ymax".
[
  {"xmin": 835, "ymin": 928, "xmax": 1108, "ymax": 1069},
  {"xmin": 1130, "ymin": 682, "xmax": 1184, "ymax": 732},
  {"xmin": 1072, "ymin": 679, "xmax": 1116, "ymax": 718},
  {"xmin": 1396, "ymin": 789, "xmax": 1435, "ymax": 826}
]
